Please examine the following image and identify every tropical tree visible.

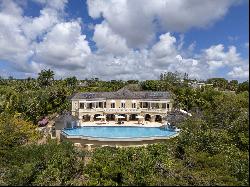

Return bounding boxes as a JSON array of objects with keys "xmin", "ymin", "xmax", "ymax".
[
  {"xmin": 1, "ymin": 140, "xmax": 86, "ymax": 186},
  {"xmin": 65, "ymin": 76, "xmax": 78, "ymax": 88},
  {"xmin": 237, "ymin": 81, "xmax": 249, "ymax": 93},
  {"xmin": 207, "ymin": 78, "xmax": 228, "ymax": 90},
  {"xmin": 161, "ymin": 71, "xmax": 181, "ymax": 84},
  {"xmin": 37, "ymin": 69, "xmax": 55, "ymax": 87},
  {"xmin": 0, "ymin": 113, "xmax": 41, "ymax": 158},
  {"xmin": 227, "ymin": 80, "xmax": 238, "ymax": 91}
]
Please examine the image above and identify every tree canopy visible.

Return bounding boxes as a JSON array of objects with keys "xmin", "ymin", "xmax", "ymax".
[{"xmin": 0, "ymin": 70, "xmax": 248, "ymax": 186}]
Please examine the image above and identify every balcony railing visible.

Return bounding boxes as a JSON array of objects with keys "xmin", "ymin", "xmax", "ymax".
[
  {"xmin": 104, "ymin": 108, "xmax": 139, "ymax": 112},
  {"xmin": 78, "ymin": 108, "xmax": 171, "ymax": 113}
]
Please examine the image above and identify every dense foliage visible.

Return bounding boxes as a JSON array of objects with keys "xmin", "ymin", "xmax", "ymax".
[
  {"xmin": 1, "ymin": 140, "xmax": 86, "ymax": 186},
  {"xmin": 0, "ymin": 70, "xmax": 249, "ymax": 186}
]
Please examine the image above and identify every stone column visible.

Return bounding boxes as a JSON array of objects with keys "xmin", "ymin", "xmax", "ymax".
[
  {"xmin": 126, "ymin": 114, "xmax": 130, "ymax": 122},
  {"xmin": 150, "ymin": 115, "xmax": 156, "ymax": 122},
  {"xmin": 159, "ymin": 103, "xmax": 162, "ymax": 109},
  {"xmin": 79, "ymin": 115, "xmax": 83, "ymax": 120},
  {"xmin": 162, "ymin": 115, "xmax": 166, "ymax": 123},
  {"xmin": 90, "ymin": 115, "xmax": 94, "ymax": 122}
]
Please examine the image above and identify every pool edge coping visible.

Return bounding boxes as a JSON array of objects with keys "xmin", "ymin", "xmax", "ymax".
[{"xmin": 60, "ymin": 131, "xmax": 180, "ymax": 142}]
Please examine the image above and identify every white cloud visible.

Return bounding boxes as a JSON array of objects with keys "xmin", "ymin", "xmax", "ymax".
[
  {"xmin": 87, "ymin": 0, "xmax": 156, "ymax": 48},
  {"xmin": 21, "ymin": 8, "xmax": 59, "ymax": 41},
  {"xmin": 0, "ymin": 0, "xmax": 32, "ymax": 71},
  {"xmin": 31, "ymin": 0, "xmax": 68, "ymax": 10},
  {"xmin": 33, "ymin": 21, "xmax": 91, "ymax": 70},
  {"xmin": 151, "ymin": 33, "xmax": 177, "ymax": 59},
  {"xmin": 86, "ymin": 32, "xmax": 206, "ymax": 80},
  {"xmin": 228, "ymin": 66, "xmax": 249, "ymax": 79},
  {"xmin": 176, "ymin": 55, "xmax": 183, "ymax": 62},
  {"xmin": 87, "ymin": 0, "xmax": 238, "ymax": 48},
  {"xmin": 0, "ymin": 0, "xmax": 72, "ymax": 73},
  {"xmin": 202, "ymin": 44, "xmax": 242, "ymax": 71},
  {"xmin": 156, "ymin": 0, "xmax": 237, "ymax": 32},
  {"xmin": 93, "ymin": 21, "xmax": 130, "ymax": 55},
  {"xmin": 0, "ymin": 0, "xmax": 248, "ymax": 82}
]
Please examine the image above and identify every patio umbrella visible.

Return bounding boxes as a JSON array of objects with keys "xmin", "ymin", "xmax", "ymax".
[
  {"xmin": 136, "ymin": 115, "xmax": 144, "ymax": 124},
  {"xmin": 96, "ymin": 115, "xmax": 106, "ymax": 121},
  {"xmin": 115, "ymin": 115, "xmax": 125, "ymax": 123},
  {"xmin": 135, "ymin": 115, "xmax": 144, "ymax": 119},
  {"xmin": 96, "ymin": 115, "xmax": 106, "ymax": 118},
  {"xmin": 116, "ymin": 115, "xmax": 125, "ymax": 119}
]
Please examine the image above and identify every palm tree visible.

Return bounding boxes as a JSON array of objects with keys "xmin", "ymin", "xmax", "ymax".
[
  {"xmin": 37, "ymin": 69, "xmax": 55, "ymax": 87},
  {"xmin": 65, "ymin": 76, "xmax": 78, "ymax": 88}
]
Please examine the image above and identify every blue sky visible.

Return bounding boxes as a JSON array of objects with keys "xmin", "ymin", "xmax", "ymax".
[{"xmin": 0, "ymin": 0, "xmax": 249, "ymax": 81}]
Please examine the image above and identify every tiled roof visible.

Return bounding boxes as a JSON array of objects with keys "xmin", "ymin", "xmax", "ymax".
[
  {"xmin": 71, "ymin": 87, "xmax": 172, "ymax": 100},
  {"xmin": 55, "ymin": 112, "xmax": 79, "ymax": 122}
]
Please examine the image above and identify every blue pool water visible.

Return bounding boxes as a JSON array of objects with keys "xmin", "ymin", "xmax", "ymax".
[{"xmin": 62, "ymin": 126, "xmax": 178, "ymax": 139}]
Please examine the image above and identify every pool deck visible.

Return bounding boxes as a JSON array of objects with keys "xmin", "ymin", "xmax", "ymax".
[{"xmin": 79, "ymin": 121, "xmax": 164, "ymax": 127}]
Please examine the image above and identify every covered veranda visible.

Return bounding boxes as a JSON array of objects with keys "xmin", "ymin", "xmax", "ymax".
[{"xmin": 79, "ymin": 113, "xmax": 164, "ymax": 124}]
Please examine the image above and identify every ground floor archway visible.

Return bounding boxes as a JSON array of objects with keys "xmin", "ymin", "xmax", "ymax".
[
  {"xmin": 120, "ymin": 114, "xmax": 126, "ymax": 121},
  {"xmin": 94, "ymin": 114, "xmax": 101, "ymax": 121},
  {"xmin": 145, "ymin": 114, "xmax": 151, "ymax": 121},
  {"xmin": 106, "ymin": 114, "xmax": 115, "ymax": 121},
  {"xmin": 82, "ymin": 114, "xmax": 90, "ymax": 122},
  {"xmin": 129, "ymin": 114, "xmax": 137, "ymax": 121},
  {"xmin": 155, "ymin": 115, "xmax": 162, "ymax": 122}
]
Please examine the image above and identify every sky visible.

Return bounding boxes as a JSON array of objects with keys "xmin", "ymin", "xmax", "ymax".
[{"xmin": 0, "ymin": 0, "xmax": 249, "ymax": 81}]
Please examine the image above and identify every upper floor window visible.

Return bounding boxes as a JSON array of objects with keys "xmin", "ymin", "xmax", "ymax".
[
  {"xmin": 142, "ymin": 102, "xmax": 148, "ymax": 108},
  {"xmin": 98, "ymin": 102, "xmax": 103, "ymax": 108},
  {"xmin": 80, "ymin": 103, "xmax": 84, "ymax": 109},
  {"xmin": 167, "ymin": 103, "xmax": 170, "ymax": 109},
  {"xmin": 111, "ymin": 103, "xmax": 115, "ymax": 108},
  {"xmin": 132, "ymin": 103, "xmax": 136, "ymax": 108},
  {"xmin": 86, "ymin": 103, "xmax": 93, "ymax": 109},
  {"xmin": 121, "ymin": 103, "xmax": 125, "ymax": 108},
  {"xmin": 162, "ymin": 103, "xmax": 166, "ymax": 109}
]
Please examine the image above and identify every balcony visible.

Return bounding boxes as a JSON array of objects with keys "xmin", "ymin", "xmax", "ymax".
[
  {"xmin": 77, "ymin": 108, "xmax": 171, "ymax": 114},
  {"xmin": 78, "ymin": 108, "xmax": 104, "ymax": 112},
  {"xmin": 104, "ymin": 108, "xmax": 139, "ymax": 113},
  {"xmin": 141, "ymin": 108, "xmax": 169, "ymax": 113}
]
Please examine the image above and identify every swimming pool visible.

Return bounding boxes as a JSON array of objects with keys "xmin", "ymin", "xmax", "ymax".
[{"xmin": 62, "ymin": 126, "xmax": 178, "ymax": 139}]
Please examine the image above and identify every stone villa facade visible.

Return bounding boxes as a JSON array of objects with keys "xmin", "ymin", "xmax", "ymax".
[{"xmin": 71, "ymin": 87, "xmax": 173, "ymax": 123}]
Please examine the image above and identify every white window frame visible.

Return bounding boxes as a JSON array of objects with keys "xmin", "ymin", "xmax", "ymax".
[
  {"xmin": 111, "ymin": 103, "xmax": 115, "ymax": 108},
  {"xmin": 121, "ymin": 102, "xmax": 126, "ymax": 108}
]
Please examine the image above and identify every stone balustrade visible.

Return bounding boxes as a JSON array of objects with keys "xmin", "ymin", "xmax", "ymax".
[{"xmin": 78, "ymin": 108, "xmax": 171, "ymax": 113}]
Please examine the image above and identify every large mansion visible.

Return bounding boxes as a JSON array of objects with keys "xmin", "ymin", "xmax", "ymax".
[{"xmin": 71, "ymin": 88, "xmax": 173, "ymax": 123}]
